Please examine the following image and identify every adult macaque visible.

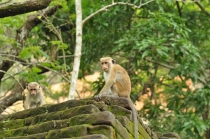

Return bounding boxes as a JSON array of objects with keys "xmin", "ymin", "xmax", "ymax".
[
  {"xmin": 94, "ymin": 57, "xmax": 138, "ymax": 139},
  {"xmin": 23, "ymin": 82, "xmax": 45, "ymax": 109}
]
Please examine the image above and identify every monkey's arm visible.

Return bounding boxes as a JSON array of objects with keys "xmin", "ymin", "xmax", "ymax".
[
  {"xmin": 23, "ymin": 92, "xmax": 30, "ymax": 109},
  {"xmin": 94, "ymin": 69, "xmax": 116, "ymax": 101},
  {"xmin": 100, "ymin": 79, "xmax": 115, "ymax": 94}
]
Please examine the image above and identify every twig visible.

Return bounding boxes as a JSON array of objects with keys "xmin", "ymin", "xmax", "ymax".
[
  {"xmin": 82, "ymin": 0, "xmax": 155, "ymax": 25},
  {"xmin": 176, "ymin": 0, "xmax": 196, "ymax": 3},
  {"xmin": 2, "ymin": 65, "xmax": 30, "ymax": 81},
  {"xmin": 1, "ymin": 57, "xmax": 71, "ymax": 83},
  {"xmin": 76, "ymin": 89, "xmax": 81, "ymax": 99},
  {"xmin": 58, "ymin": 55, "xmax": 75, "ymax": 58},
  {"xmin": 194, "ymin": 1, "xmax": 210, "ymax": 16},
  {"xmin": 37, "ymin": 64, "xmax": 71, "ymax": 83},
  {"xmin": 0, "ymin": 70, "xmax": 24, "ymax": 91},
  {"xmin": 40, "ymin": 13, "xmax": 68, "ymax": 74},
  {"xmin": 176, "ymin": 0, "xmax": 210, "ymax": 17},
  {"xmin": 176, "ymin": 1, "xmax": 182, "ymax": 17},
  {"xmin": 0, "ymin": 83, "xmax": 15, "ymax": 99},
  {"xmin": 145, "ymin": 58, "xmax": 174, "ymax": 69},
  {"xmin": 145, "ymin": 58, "xmax": 206, "ymax": 84}
]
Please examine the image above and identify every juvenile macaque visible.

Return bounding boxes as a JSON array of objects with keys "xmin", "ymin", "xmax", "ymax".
[
  {"xmin": 23, "ymin": 82, "xmax": 45, "ymax": 109},
  {"xmin": 94, "ymin": 57, "xmax": 138, "ymax": 139}
]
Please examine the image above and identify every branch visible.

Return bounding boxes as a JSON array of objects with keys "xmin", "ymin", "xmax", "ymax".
[
  {"xmin": 0, "ymin": 0, "xmax": 52, "ymax": 18},
  {"xmin": 37, "ymin": 64, "xmax": 71, "ymax": 83},
  {"xmin": 0, "ymin": 0, "xmax": 12, "ymax": 5},
  {"xmin": 0, "ymin": 70, "xmax": 24, "ymax": 91},
  {"xmin": 176, "ymin": 1, "xmax": 182, "ymax": 17},
  {"xmin": 176, "ymin": 0, "xmax": 210, "ymax": 17},
  {"xmin": 194, "ymin": 1, "xmax": 210, "ymax": 17},
  {"xmin": 145, "ymin": 58, "xmax": 207, "ymax": 84},
  {"xmin": 145, "ymin": 58, "xmax": 174, "ymax": 69},
  {"xmin": 1, "ymin": 66, "xmax": 30, "ymax": 81},
  {"xmin": 16, "ymin": 4, "xmax": 62, "ymax": 46},
  {"xmin": 82, "ymin": 0, "xmax": 154, "ymax": 25},
  {"xmin": 1, "ymin": 56, "xmax": 71, "ymax": 83},
  {"xmin": 175, "ymin": 0, "xmax": 196, "ymax": 3}
]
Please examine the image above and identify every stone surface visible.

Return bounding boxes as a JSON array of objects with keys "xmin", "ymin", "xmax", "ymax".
[{"xmin": 0, "ymin": 96, "xmax": 180, "ymax": 139}]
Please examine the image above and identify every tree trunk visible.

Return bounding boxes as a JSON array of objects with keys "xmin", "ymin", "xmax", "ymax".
[{"xmin": 68, "ymin": 0, "xmax": 82, "ymax": 100}]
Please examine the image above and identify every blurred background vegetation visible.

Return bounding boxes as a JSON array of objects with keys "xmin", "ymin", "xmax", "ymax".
[{"xmin": 1, "ymin": 0, "xmax": 210, "ymax": 138}]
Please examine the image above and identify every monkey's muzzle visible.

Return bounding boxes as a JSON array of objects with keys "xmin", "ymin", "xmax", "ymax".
[
  {"xmin": 31, "ymin": 92, "xmax": 37, "ymax": 96},
  {"xmin": 103, "ymin": 68, "xmax": 108, "ymax": 72}
]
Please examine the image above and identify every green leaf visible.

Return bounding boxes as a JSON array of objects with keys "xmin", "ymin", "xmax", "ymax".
[
  {"xmin": 142, "ymin": 50, "xmax": 150, "ymax": 58},
  {"xmin": 18, "ymin": 48, "xmax": 33, "ymax": 60},
  {"xmin": 32, "ymin": 67, "xmax": 42, "ymax": 73},
  {"xmin": 103, "ymin": 23, "xmax": 108, "ymax": 27},
  {"xmin": 18, "ymin": 46, "xmax": 49, "ymax": 60},
  {"xmin": 51, "ymin": 41, "xmax": 61, "ymax": 45},
  {"xmin": 59, "ymin": 43, "xmax": 68, "ymax": 49}
]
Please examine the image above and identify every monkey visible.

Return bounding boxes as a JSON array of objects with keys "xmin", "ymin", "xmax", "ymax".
[
  {"xmin": 94, "ymin": 57, "xmax": 138, "ymax": 139},
  {"xmin": 23, "ymin": 82, "xmax": 45, "ymax": 109}
]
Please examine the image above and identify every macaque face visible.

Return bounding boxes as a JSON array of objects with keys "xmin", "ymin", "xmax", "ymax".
[
  {"xmin": 100, "ymin": 57, "xmax": 113, "ymax": 72},
  {"xmin": 100, "ymin": 61, "xmax": 109, "ymax": 72},
  {"xmin": 27, "ymin": 82, "xmax": 40, "ymax": 96},
  {"xmin": 29, "ymin": 88, "xmax": 38, "ymax": 96}
]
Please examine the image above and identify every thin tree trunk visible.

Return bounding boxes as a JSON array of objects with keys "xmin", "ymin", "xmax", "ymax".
[{"xmin": 68, "ymin": 0, "xmax": 82, "ymax": 100}]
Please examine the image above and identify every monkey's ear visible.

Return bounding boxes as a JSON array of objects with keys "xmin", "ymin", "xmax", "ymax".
[{"xmin": 112, "ymin": 59, "xmax": 115, "ymax": 64}]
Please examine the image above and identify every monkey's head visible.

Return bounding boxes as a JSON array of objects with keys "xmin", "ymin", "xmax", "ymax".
[
  {"xmin": 100, "ymin": 57, "xmax": 115, "ymax": 72},
  {"xmin": 27, "ymin": 82, "xmax": 40, "ymax": 96}
]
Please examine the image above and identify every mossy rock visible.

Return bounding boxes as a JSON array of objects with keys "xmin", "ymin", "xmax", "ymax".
[{"xmin": 0, "ymin": 96, "xmax": 162, "ymax": 139}]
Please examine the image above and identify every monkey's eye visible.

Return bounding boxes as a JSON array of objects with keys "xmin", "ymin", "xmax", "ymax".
[
  {"xmin": 101, "ymin": 62, "xmax": 108, "ymax": 65},
  {"xmin": 30, "ymin": 89, "xmax": 37, "ymax": 91}
]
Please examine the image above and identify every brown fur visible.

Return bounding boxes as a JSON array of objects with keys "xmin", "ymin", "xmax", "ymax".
[
  {"xmin": 23, "ymin": 82, "xmax": 45, "ymax": 109},
  {"xmin": 94, "ymin": 57, "xmax": 138, "ymax": 139}
]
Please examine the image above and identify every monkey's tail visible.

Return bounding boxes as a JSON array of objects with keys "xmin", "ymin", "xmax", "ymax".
[{"xmin": 131, "ymin": 106, "xmax": 138, "ymax": 139}]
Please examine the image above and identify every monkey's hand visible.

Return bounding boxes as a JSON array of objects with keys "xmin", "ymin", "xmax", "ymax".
[{"xmin": 94, "ymin": 94, "xmax": 103, "ymax": 101}]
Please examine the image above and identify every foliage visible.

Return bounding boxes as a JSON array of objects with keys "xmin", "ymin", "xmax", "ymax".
[{"xmin": 84, "ymin": 1, "xmax": 210, "ymax": 139}]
